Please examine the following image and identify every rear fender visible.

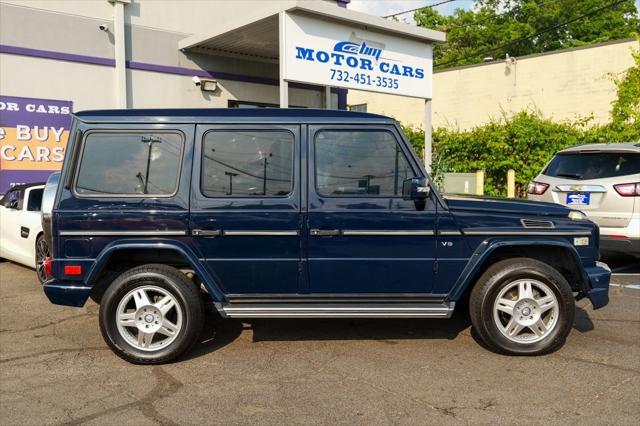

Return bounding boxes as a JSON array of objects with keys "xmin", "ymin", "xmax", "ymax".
[{"xmin": 86, "ymin": 239, "xmax": 227, "ymax": 302}]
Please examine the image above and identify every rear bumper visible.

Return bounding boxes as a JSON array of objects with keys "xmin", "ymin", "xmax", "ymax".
[
  {"xmin": 583, "ymin": 261, "xmax": 611, "ymax": 310},
  {"xmin": 43, "ymin": 280, "xmax": 91, "ymax": 307},
  {"xmin": 600, "ymin": 236, "xmax": 640, "ymax": 256}
]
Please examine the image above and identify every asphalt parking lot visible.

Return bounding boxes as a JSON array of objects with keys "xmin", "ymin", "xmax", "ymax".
[{"xmin": 0, "ymin": 260, "xmax": 638, "ymax": 425}]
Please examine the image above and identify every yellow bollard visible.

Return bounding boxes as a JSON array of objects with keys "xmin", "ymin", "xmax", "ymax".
[
  {"xmin": 476, "ymin": 170, "xmax": 484, "ymax": 196},
  {"xmin": 507, "ymin": 169, "xmax": 516, "ymax": 198}
]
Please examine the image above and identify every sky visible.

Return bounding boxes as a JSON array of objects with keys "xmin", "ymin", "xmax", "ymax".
[
  {"xmin": 348, "ymin": 0, "xmax": 474, "ymax": 19},
  {"xmin": 348, "ymin": 0, "xmax": 640, "ymax": 20}
]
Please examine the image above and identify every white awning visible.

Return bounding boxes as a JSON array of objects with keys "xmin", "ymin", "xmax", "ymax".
[{"xmin": 178, "ymin": 0, "xmax": 445, "ymax": 62}]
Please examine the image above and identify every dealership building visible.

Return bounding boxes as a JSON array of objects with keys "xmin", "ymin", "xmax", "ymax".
[{"xmin": 0, "ymin": 0, "xmax": 444, "ymax": 192}]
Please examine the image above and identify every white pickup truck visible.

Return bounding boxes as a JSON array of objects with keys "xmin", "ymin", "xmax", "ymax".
[{"xmin": 0, "ymin": 182, "xmax": 48, "ymax": 282}]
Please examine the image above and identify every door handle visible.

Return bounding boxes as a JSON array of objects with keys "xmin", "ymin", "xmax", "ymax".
[
  {"xmin": 310, "ymin": 229, "xmax": 340, "ymax": 236},
  {"xmin": 191, "ymin": 229, "xmax": 221, "ymax": 237}
]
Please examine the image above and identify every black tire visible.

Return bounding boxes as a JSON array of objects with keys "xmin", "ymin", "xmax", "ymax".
[
  {"xmin": 99, "ymin": 264, "xmax": 204, "ymax": 364},
  {"xmin": 35, "ymin": 234, "xmax": 49, "ymax": 284},
  {"xmin": 469, "ymin": 258, "xmax": 575, "ymax": 355}
]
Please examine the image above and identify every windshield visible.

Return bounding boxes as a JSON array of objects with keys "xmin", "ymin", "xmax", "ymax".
[
  {"xmin": 41, "ymin": 172, "xmax": 60, "ymax": 215},
  {"xmin": 543, "ymin": 152, "xmax": 640, "ymax": 180}
]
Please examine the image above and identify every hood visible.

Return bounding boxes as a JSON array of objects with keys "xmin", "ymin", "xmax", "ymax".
[{"xmin": 444, "ymin": 195, "xmax": 572, "ymax": 217}]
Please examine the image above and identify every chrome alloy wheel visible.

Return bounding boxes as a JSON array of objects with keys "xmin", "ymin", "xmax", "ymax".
[
  {"xmin": 116, "ymin": 285, "xmax": 183, "ymax": 351},
  {"xmin": 493, "ymin": 279, "xmax": 559, "ymax": 344}
]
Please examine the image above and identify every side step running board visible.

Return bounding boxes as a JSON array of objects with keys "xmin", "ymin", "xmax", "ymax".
[{"xmin": 218, "ymin": 302, "xmax": 455, "ymax": 318}]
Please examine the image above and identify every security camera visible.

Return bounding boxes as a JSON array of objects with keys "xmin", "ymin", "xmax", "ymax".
[
  {"xmin": 192, "ymin": 76, "xmax": 202, "ymax": 86},
  {"xmin": 99, "ymin": 24, "xmax": 109, "ymax": 32}
]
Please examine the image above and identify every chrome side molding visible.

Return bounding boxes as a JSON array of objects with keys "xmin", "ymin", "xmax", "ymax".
[
  {"xmin": 59, "ymin": 230, "xmax": 187, "ymax": 236},
  {"xmin": 341, "ymin": 230, "xmax": 435, "ymax": 236},
  {"xmin": 223, "ymin": 230, "xmax": 299, "ymax": 236},
  {"xmin": 462, "ymin": 228, "xmax": 590, "ymax": 236},
  {"xmin": 193, "ymin": 230, "xmax": 299, "ymax": 237}
]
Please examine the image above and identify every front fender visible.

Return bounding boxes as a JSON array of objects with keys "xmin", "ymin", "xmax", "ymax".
[
  {"xmin": 87, "ymin": 239, "xmax": 227, "ymax": 302},
  {"xmin": 446, "ymin": 237, "xmax": 590, "ymax": 302}
]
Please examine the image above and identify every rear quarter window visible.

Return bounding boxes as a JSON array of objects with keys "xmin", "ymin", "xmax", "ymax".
[
  {"xmin": 543, "ymin": 152, "xmax": 640, "ymax": 180},
  {"xmin": 74, "ymin": 131, "xmax": 184, "ymax": 197},
  {"xmin": 26, "ymin": 188, "xmax": 43, "ymax": 211}
]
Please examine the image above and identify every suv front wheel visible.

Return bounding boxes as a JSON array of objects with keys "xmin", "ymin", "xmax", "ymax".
[
  {"xmin": 99, "ymin": 264, "xmax": 204, "ymax": 364},
  {"xmin": 470, "ymin": 258, "xmax": 575, "ymax": 355}
]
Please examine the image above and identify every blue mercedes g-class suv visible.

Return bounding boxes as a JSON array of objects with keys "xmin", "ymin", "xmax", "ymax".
[{"xmin": 42, "ymin": 108, "xmax": 610, "ymax": 364}]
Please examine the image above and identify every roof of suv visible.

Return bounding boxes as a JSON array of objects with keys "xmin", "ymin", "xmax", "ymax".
[
  {"xmin": 558, "ymin": 142, "xmax": 640, "ymax": 154},
  {"xmin": 74, "ymin": 108, "xmax": 396, "ymax": 124}
]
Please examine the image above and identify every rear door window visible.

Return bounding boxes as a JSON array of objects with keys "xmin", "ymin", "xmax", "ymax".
[
  {"xmin": 543, "ymin": 153, "xmax": 640, "ymax": 180},
  {"xmin": 201, "ymin": 130, "xmax": 294, "ymax": 197},
  {"xmin": 75, "ymin": 132, "xmax": 184, "ymax": 196}
]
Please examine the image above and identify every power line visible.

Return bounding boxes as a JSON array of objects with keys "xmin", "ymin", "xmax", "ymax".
[
  {"xmin": 434, "ymin": 0, "xmax": 629, "ymax": 69},
  {"xmin": 382, "ymin": 0, "xmax": 462, "ymax": 18}
]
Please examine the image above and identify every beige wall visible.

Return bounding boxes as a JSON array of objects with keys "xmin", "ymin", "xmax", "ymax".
[
  {"xmin": 0, "ymin": 53, "xmax": 329, "ymax": 111},
  {"xmin": 0, "ymin": 54, "xmax": 116, "ymax": 111},
  {"xmin": 348, "ymin": 39, "xmax": 638, "ymax": 130},
  {"xmin": 0, "ymin": 0, "xmax": 335, "ymax": 111},
  {"xmin": 0, "ymin": 0, "xmax": 337, "ymax": 35}
]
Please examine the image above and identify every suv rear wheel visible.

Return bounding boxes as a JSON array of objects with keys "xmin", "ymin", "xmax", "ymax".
[
  {"xmin": 99, "ymin": 264, "xmax": 204, "ymax": 364},
  {"xmin": 470, "ymin": 258, "xmax": 575, "ymax": 355}
]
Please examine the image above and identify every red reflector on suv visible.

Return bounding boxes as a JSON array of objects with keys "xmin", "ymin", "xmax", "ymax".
[
  {"xmin": 613, "ymin": 182, "xmax": 640, "ymax": 197},
  {"xmin": 44, "ymin": 258, "xmax": 52, "ymax": 278},
  {"xmin": 64, "ymin": 265, "xmax": 83, "ymax": 275}
]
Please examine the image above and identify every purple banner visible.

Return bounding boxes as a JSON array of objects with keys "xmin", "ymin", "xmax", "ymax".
[{"xmin": 0, "ymin": 95, "xmax": 73, "ymax": 193}]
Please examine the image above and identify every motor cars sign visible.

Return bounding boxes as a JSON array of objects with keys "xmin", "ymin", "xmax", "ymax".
[{"xmin": 283, "ymin": 13, "xmax": 433, "ymax": 99}]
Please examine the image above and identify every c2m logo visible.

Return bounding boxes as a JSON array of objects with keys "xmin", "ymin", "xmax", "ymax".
[
  {"xmin": 333, "ymin": 40, "xmax": 383, "ymax": 62},
  {"xmin": 294, "ymin": 34, "xmax": 425, "ymax": 80}
]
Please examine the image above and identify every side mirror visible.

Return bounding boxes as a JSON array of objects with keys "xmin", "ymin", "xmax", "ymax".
[
  {"xmin": 402, "ymin": 177, "xmax": 430, "ymax": 200},
  {"xmin": 8, "ymin": 200, "xmax": 19, "ymax": 210}
]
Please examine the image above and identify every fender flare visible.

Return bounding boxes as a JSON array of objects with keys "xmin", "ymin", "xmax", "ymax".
[
  {"xmin": 446, "ymin": 237, "xmax": 589, "ymax": 301},
  {"xmin": 86, "ymin": 239, "xmax": 227, "ymax": 302}
]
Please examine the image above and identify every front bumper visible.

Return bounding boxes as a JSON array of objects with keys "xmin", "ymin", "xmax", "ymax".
[
  {"xmin": 43, "ymin": 280, "xmax": 91, "ymax": 307},
  {"xmin": 583, "ymin": 261, "xmax": 611, "ymax": 310}
]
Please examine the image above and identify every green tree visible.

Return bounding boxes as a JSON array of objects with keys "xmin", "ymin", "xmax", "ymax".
[
  {"xmin": 609, "ymin": 43, "xmax": 640, "ymax": 135},
  {"xmin": 415, "ymin": 0, "xmax": 640, "ymax": 69},
  {"xmin": 400, "ymin": 49, "xmax": 640, "ymax": 196}
]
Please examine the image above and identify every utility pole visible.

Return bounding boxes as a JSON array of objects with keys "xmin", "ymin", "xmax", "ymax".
[
  {"xmin": 262, "ymin": 153, "xmax": 272, "ymax": 195},
  {"xmin": 140, "ymin": 136, "xmax": 161, "ymax": 194},
  {"xmin": 394, "ymin": 145, "xmax": 400, "ymax": 195}
]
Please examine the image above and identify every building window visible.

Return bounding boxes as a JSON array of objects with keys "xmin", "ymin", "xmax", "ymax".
[
  {"xmin": 75, "ymin": 132, "xmax": 183, "ymax": 196},
  {"xmin": 314, "ymin": 130, "xmax": 412, "ymax": 197},
  {"xmin": 201, "ymin": 130, "xmax": 294, "ymax": 197},
  {"xmin": 348, "ymin": 103, "xmax": 367, "ymax": 113}
]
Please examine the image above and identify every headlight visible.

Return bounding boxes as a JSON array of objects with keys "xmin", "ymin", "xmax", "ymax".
[{"xmin": 568, "ymin": 210, "xmax": 587, "ymax": 220}]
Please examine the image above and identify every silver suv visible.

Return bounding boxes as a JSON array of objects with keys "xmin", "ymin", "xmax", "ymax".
[{"xmin": 527, "ymin": 143, "xmax": 640, "ymax": 257}]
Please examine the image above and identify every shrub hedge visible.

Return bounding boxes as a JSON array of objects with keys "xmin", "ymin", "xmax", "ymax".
[{"xmin": 402, "ymin": 46, "xmax": 640, "ymax": 197}]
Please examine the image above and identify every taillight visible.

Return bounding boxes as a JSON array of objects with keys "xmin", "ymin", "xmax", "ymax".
[
  {"xmin": 613, "ymin": 182, "xmax": 640, "ymax": 197},
  {"xmin": 527, "ymin": 181, "xmax": 549, "ymax": 195},
  {"xmin": 44, "ymin": 258, "xmax": 52, "ymax": 278}
]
